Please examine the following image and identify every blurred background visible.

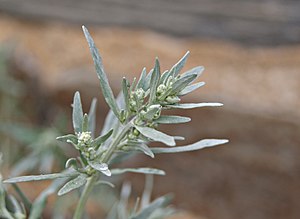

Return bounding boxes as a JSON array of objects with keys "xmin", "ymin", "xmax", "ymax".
[{"xmin": 0, "ymin": 0, "xmax": 300, "ymax": 219}]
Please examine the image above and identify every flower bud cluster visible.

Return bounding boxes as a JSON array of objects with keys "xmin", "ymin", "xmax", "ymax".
[
  {"xmin": 77, "ymin": 132, "xmax": 97, "ymax": 165},
  {"xmin": 129, "ymin": 88, "xmax": 145, "ymax": 113},
  {"xmin": 156, "ymin": 76, "xmax": 181, "ymax": 105}
]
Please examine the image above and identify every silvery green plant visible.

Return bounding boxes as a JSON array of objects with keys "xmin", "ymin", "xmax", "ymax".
[{"xmin": 4, "ymin": 26, "xmax": 228, "ymax": 219}]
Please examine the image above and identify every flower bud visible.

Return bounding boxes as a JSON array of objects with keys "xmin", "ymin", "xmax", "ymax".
[{"xmin": 166, "ymin": 95, "xmax": 180, "ymax": 104}]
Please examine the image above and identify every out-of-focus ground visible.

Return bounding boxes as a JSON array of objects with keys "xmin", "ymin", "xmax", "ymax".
[{"xmin": 0, "ymin": 2, "xmax": 300, "ymax": 218}]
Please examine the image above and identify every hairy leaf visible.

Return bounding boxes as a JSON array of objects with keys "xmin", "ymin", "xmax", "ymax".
[
  {"xmin": 82, "ymin": 26, "xmax": 120, "ymax": 120},
  {"xmin": 58, "ymin": 174, "xmax": 87, "ymax": 196},
  {"xmin": 130, "ymin": 194, "xmax": 172, "ymax": 219},
  {"xmin": 134, "ymin": 126, "xmax": 175, "ymax": 146},
  {"xmin": 111, "ymin": 168, "xmax": 165, "ymax": 176},
  {"xmin": 88, "ymin": 161, "xmax": 111, "ymax": 176},
  {"xmin": 166, "ymin": 102, "xmax": 223, "ymax": 109},
  {"xmin": 56, "ymin": 134, "xmax": 77, "ymax": 143},
  {"xmin": 170, "ymin": 73, "xmax": 197, "ymax": 95},
  {"xmin": 155, "ymin": 115, "xmax": 191, "ymax": 124},
  {"xmin": 149, "ymin": 58, "xmax": 160, "ymax": 104},
  {"xmin": 125, "ymin": 141, "xmax": 154, "ymax": 158},
  {"xmin": 29, "ymin": 178, "xmax": 66, "ymax": 219},
  {"xmin": 4, "ymin": 172, "xmax": 79, "ymax": 183},
  {"xmin": 151, "ymin": 139, "xmax": 229, "ymax": 154},
  {"xmin": 181, "ymin": 66, "xmax": 204, "ymax": 78},
  {"xmin": 136, "ymin": 67, "xmax": 147, "ymax": 89},
  {"xmin": 88, "ymin": 98, "xmax": 97, "ymax": 137},
  {"xmin": 169, "ymin": 51, "xmax": 190, "ymax": 77},
  {"xmin": 82, "ymin": 113, "xmax": 89, "ymax": 132},
  {"xmin": 93, "ymin": 129, "xmax": 113, "ymax": 149},
  {"xmin": 72, "ymin": 91, "xmax": 83, "ymax": 134},
  {"xmin": 178, "ymin": 81, "xmax": 205, "ymax": 96},
  {"xmin": 122, "ymin": 77, "xmax": 130, "ymax": 113}
]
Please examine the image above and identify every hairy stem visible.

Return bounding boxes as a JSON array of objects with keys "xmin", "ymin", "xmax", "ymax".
[
  {"xmin": 73, "ymin": 119, "xmax": 134, "ymax": 218},
  {"xmin": 73, "ymin": 175, "xmax": 97, "ymax": 219},
  {"xmin": 102, "ymin": 119, "xmax": 133, "ymax": 163}
]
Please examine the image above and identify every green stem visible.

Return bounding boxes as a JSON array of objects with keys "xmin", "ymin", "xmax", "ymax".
[
  {"xmin": 102, "ymin": 120, "xmax": 133, "ymax": 163},
  {"xmin": 73, "ymin": 119, "xmax": 134, "ymax": 218},
  {"xmin": 73, "ymin": 175, "xmax": 97, "ymax": 219}
]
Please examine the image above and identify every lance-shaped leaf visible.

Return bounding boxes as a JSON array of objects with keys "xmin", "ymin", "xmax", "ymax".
[
  {"xmin": 93, "ymin": 129, "xmax": 113, "ymax": 149},
  {"xmin": 142, "ymin": 104, "xmax": 161, "ymax": 121},
  {"xmin": 130, "ymin": 194, "xmax": 172, "ymax": 219},
  {"xmin": 122, "ymin": 77, "xmax": 130, "ymax": 112},
  {"xmin": 82, "ymin": 113, "xmax": 89, "ymax": 132},
  {"xmin": 88, "ymin": 98, "xmax": 97, "ymax": 137},
  {"xmin": 136, "ymin": 67, "xmax": 147, "ymax": 89},
  {"xmin": 143, "ymin": 69, "xmax": 153, "ymax": 91},
  {"xmin": 169, "ymin": 51, "xmax": 190, "ymax": 77},
  {"xmin": 149, "ymin": 58, "xmax": 160, "ymax": 104},
  {"xmin": 4, "ymin": 172, "xmax": 79, "ymax": 183},
  {"xmin": 155, "ymin": 115, "xmax": 191, "ymax": 124},
  {"xmin": 88, "ymin": 160, "xmax": 111, "ymax": 176},
  {"xmin": 82, "ymin": 26, "xmax": 120, "ymax": 120},
  {"xmin": 159, "ymin": 70, "xmax": 169, "ymax": 84},
  {"xmin": 72, "ymin": 91, "xmax": 83, "ymax": 134},
  {"xmin": 169, "ymin": 73, "xmax": 197, "ymax": 95},
  {"xmin": 125, "ymin": 141, "xmax": 154, "ymax": 158},
  {"xmin": 151, "ymin": 139, "xmax": 229, "ymax": 154},
  {"xmin": 181, "ymin": 66, "xmax": 204, "ymax": 79},
  {"xmin": 134, "ymin": 126, "xmax": 175, "ymax": 146},
  {"xmin": 111, "ymin": 168, "xmax": 165, "ymax": 176},
  {"xmin": 56, "ymin": 134, "xmax": 77, "ymax": 144},
  {"xmin": 58, "ymin": 174, "xmax": 87, "ymax": 196},
  {"xmin": 178, "ymin": 81, "xmax": 205, "ymax": 96},
  {"xmin": 166, "ymin": 102, "xmax": 223, "ymax": 109},
  {"xmin": 29, "ymin": 178, "xmax": 66, "ymax": 219}
]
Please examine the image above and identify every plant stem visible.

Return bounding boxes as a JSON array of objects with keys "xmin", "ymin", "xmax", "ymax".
[
  {"xmin": 102, "ymin": 120, "xmax": 133, "ymax": 163},
  {"xmin": 73, "ymin": 119, "xmax": 134, "ymax": 218},
  {"xmin": 73, "ymin": 175, "xmax": 97, "ymax": 219}
]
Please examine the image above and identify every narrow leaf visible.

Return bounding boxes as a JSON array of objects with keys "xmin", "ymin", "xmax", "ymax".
[
  {"xmin": 134, "ymin": 126, "xmax": 175, "ymax": 146},
  {"xmin": 181, "ymin": 66, "xmax": 204, "ymax": 78},
  {"xmin": 111, "ymin": 168, "xmax": 165, "ymax": 176},
  {"xmin": 130, "ymin": 194, "xmax": 172, "ymax": 219},
  {"xmin": 72, "ymin": 91, "xmax": 83, "ymax": 134},
  {"xmin": 82, "ymin": 26, "xmax": 120, "ymax": 120},
  {"xmin": 142, "ymin": 104, "xmax": 161, "ymax": 121},
  {"xmin": 29, "ymin": 178, "xmax": 66, "ymax": 219},
  {"xmin": 178, "ymin": 81, "xmax": 205, "ymax": 96},
  {"xmin": 4, "ymin": 172, "xmax": 79, "ymax": 183},
  {"xmin": 82, "ymin": 113, "xmax": 89, "ymax": 132},
  {"xmin": 122, "ymin": 77, "xmax": 130, "ymax": 112},
  {"xmin": 58, "ymin": 174, "xmax": 87, "ymax": 196},
  {"xmin": 169, "ymin": 51, "xmax": 190, "ymax": 77},
  {"xmin": 170, "ymin": 74, "xmax": 197, "ymax": 95},
  {"xmin": 166, "ymin": 102, "xmax": 223, "ymax": 109},
  {"xmin": 136, "ymin": 68, "xmax": 147, "ymax": 89},
  {"xmin": 88, "ymin": 161, "xmax": 111, "ymax": 176},
  {"xmin": 93, "ymin": 129, "xmax": 113, "ymax": 149},
  {"xmin": 155, "ymin": 115, "xmax": 191, "ymax": 124},
  {"xmin": 151, "ymin": 139, "xmax": 229, "ymax": 154},
  {"xmin": 149, "ymin": 58, "xmax": 160, "ymax": 104},
  {"xmin": 56, "ymin": 134, "xmax": 77, "ymax": 143},
  {"xmin": 125, "ymin": 142, "xmax": 154, "ymax": 158},
  {"xmin": 143, "ymin": 69, "xmax": 153, "ymax": 91},
  {"xmin": 88, "ymin": 98, "xmax": 97, "ymax": 137}
]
